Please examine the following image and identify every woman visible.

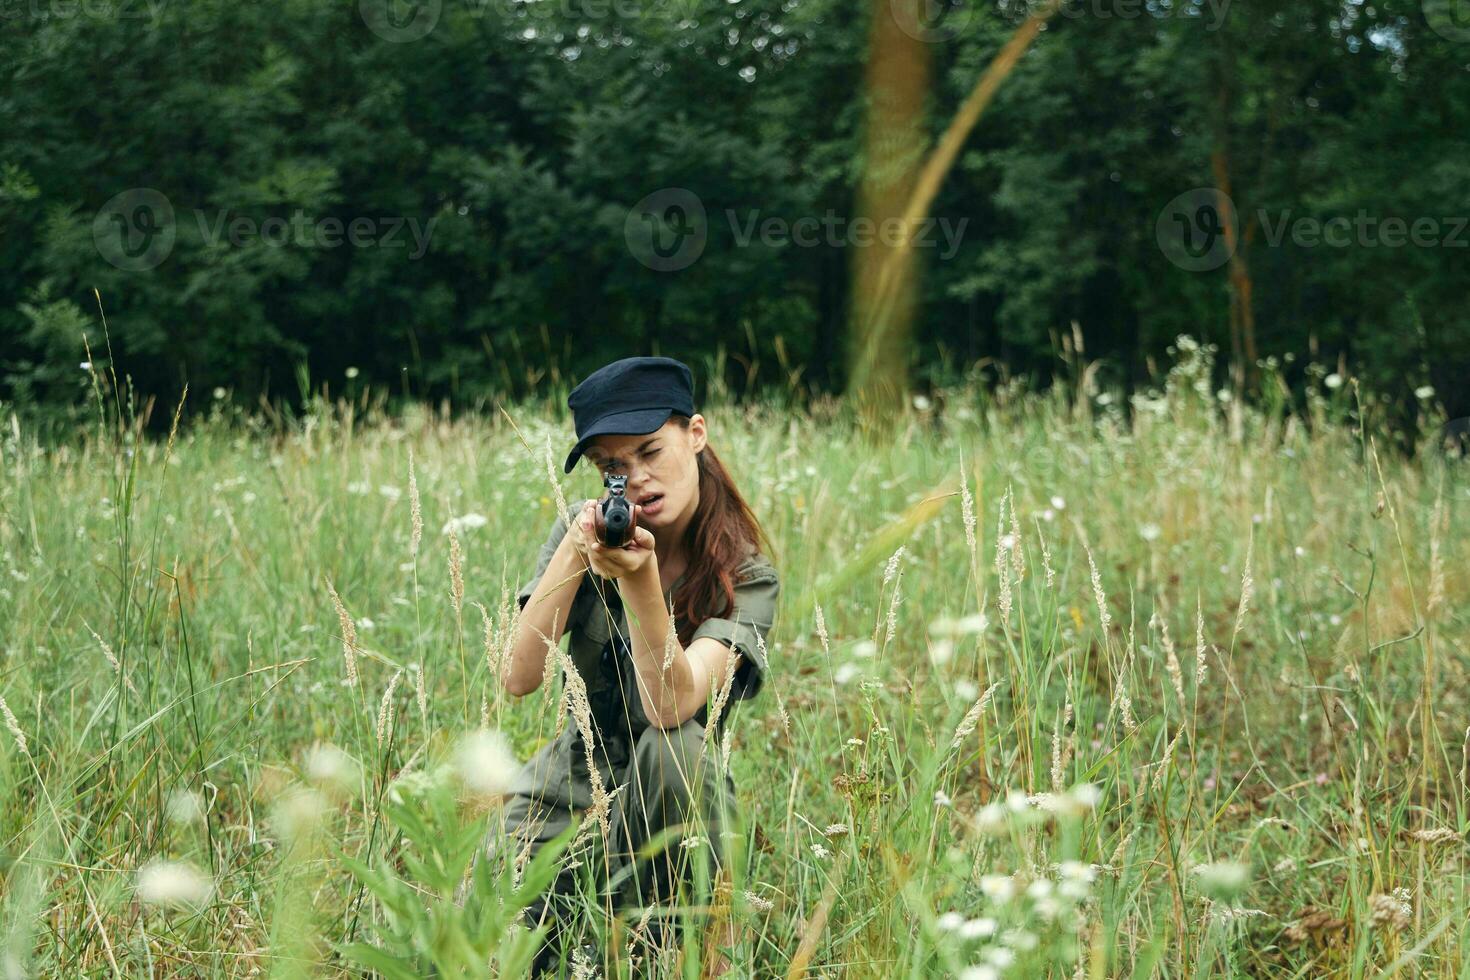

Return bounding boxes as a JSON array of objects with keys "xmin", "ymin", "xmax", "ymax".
[{"xmin": 498, "ymin": 356, "xmax": 780, "ymax": 976}]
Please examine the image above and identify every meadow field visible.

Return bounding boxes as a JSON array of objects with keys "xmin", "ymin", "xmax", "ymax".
[{"xmin": 0, "ymin": 339, "xmax": 1465, "ymax": 977}]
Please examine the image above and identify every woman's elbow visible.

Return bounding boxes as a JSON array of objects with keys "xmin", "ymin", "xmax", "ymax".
[
  {"xmin": 503, "ymin": 673, "xmax": 541, "ymax": 698},
  {"xmin": 500, "ymin": 633, "xmax": 547, "ymax": 697}
]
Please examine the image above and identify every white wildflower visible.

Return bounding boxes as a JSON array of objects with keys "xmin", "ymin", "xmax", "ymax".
[
  {"xmin": 986, "ymin": 945, "xmax": 1018, "ymax": 967},
  {"xmin": 1194, "ymin": 861, "xmax": 1250, "ymax": 900},
  {"xmin": 136, "ymin": 859, "xmax": 214, "ymax": 908},
  {"xmin": 453, "ymin": 730, "xmax": 520, "ymax": 798},
  {"xmin": 165, "ymin": 790, "xmax": 205, "ymax": 825},
  {"xmin": 744, "ymin": 891, "xmax": 774, "ymax": 913},
  {"xmin": 272, "ymin": 786, "xmax": 328, "ymax": 842},
  {"xmin": 959, "ymin": 966, "xmax": 999, "ymax": 980},
  {"xmin": 976, "ymin": 802, "xmax": 1007, "ymax": 835},
  {"xmin": 304, "ymin": 743, "xmax": 360, "ymax": 794},
  {"xmin": 980, "ymin": 874, "xmax": 1017, "ymax": 903},
  {"xmin": 442, "ymin": 513, "xmax": 488, "ymax": 536}
]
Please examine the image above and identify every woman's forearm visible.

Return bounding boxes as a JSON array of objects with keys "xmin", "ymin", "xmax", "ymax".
[
  {"xmin": 622, "ymin": 560, "xmax": 700, "ymax": 728},
  {"xmin": 504, "ymin": 535, "xmax": 587, "ymax": 697}
]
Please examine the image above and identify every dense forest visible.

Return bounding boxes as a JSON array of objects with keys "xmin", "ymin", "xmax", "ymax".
[{"xmin": 2, "ymin": 0, "xmax": 1467, "ymax": 424}]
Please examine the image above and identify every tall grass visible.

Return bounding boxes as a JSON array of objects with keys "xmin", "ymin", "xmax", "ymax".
[{"xmin": 0, "ymin": 338, "xmax": 1464, "ymax": 976}]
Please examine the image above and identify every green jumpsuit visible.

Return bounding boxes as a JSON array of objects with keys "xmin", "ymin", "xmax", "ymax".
[{"xmin": 494, "ymin": 499, "xmax": 780, "ymax": 962}]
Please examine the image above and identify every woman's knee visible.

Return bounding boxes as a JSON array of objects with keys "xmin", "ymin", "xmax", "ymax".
[{"xmin": 632, "ymin": 718, "xmax": 715, "ymax": 787}]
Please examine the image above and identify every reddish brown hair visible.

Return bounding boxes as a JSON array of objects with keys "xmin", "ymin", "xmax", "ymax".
[{"xmin": 668, "ymin": 413, "xmax": 774, "ymax": 645}]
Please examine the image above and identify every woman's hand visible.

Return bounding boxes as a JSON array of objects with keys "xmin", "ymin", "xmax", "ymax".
[{"xmin": 573, "ymin": 501, "xmax": 656, "ymax": 579}]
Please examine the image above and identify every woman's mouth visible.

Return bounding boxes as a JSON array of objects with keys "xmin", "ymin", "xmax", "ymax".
[{"xmin": 638, "ymin": 494, "xmax": 664, "ymax": 517}]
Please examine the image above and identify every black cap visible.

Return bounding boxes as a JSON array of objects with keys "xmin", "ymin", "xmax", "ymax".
[{"xmin": 563, "ymin": 356, "xmax": 696, "ymax": 473}]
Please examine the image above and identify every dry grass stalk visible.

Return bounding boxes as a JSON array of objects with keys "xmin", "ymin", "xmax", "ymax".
[
  {"xmin": 1405, "ymin": 827, "xmax": 1461, "ymax": 844},
  {"xmin": 0, "ymin": 694, "xmax": 27, "ymax": 754},
  {"xmin": 884, "ymin": 549, "xmax": 904, "ymax": 646},
  {"xmin": 1155, "ymin": 609, "xmax": 1185, "ymax": 705},
  {"xmin": 473, "ymin": 600, "xmax": 497, "ymax": 680},
  {"xmin": 995, "ymin": 490, "xmax": 1013, "ymax": 623},
  {"xmin": 1232, "ymin": 536, "xmax": 1254, "ymax": 640},
  {"xmin": 376, "ymin": 669, "xmax": 402, "ymax": 745},
  {"xmin": 326, "ymin": 579, "xmax": 360, "ymax": 686},
  {"xmin": 1111, "ymin": 629, "xmax": 1137, "ymax": 735},
  {"xmin": 950, "ymin": 681, "xmax": 1000, "ymax": 752},
  {"xmin": 1051, "ymin": 721, "xmax": 1064, "ymax": 792},
  {"xmin": 1086, "ymin": 545, "xmax": 1110, "ymax": 635},
  {"xmin": 415, "ymin": 662, "xmax": 428, "ymax": 720},
  {"xmin": 1151, "ymin": 727, "xmax": 1183, "ymax": 791},
  {"xmin": 1194, "ymin": 597, "xmax": 1209, "ymax": 685},
  {"xmin": 408, "ymin": 446, "xmax": 423, "ymax": 557},
  {"xmin": 1109, "ymin": 828, "xmax": 1136, "ymax": 868},
  {"xmin": 86, "ymin": 623, "xmax": 137, "ymax": 695},
  {"xmin": 813, "ymin": 602, "xmax": 830, "ymax": 657},
  {"xmin": 704, "ymin": 645, "xmax": 740, "ymax": 761},
  {"xmin": 447, "ymin": 528, "xmax": 464, "ymax": 618},
  {"xmin": 552, "ymin": 643, "xmax": 612, "ymax": 841},
  {"xmin": 1035, "ymin": 517, "xmax": 1056, "ymax": 592},
  {"xmin": 1008, "ymin": 492, "xmax": 1025, "ymax": 583},
  {"xmin": 959, "ymin": 458, "xmax": 977, "ymax": 560},
  {"xmin": 661, "ymin": 595, "xmax": 679, "ymax": 671},
  {"xmin": 543, "ymin": 437, "xmax": 571, "ymax": 533}
]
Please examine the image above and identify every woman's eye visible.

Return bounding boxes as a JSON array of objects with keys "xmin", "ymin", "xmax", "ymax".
[{"xmin": 642, "ymin": 449, "xmax": 660, "ymax": 459}]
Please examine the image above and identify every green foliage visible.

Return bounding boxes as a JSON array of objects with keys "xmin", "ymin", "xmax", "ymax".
[
  {"xmin": 339, "ymin": 769, "xmax": 575, "ymax": 978},
  {"xmin": 0, "ymin": 343, "xmax": 1465, "ymax": 974},
  {"xmin": 3, "ymin": 0, "xmax": 1466, "ymax": 424}
]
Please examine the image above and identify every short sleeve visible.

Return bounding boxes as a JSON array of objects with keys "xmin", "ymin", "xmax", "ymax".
[
  {"xmin": 690, "ymin": 554, "xmax": 780, "ymax": 702},
  {"xmin": 515, "ymin": 499, "xmax": 590, "ymax": 613}
]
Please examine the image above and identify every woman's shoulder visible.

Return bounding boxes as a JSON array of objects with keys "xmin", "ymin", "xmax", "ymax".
[{"xmin": 734, "ymin": 546, "xmax": 779, "ymax": 586}]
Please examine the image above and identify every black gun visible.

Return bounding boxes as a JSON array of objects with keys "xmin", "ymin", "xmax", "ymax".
[{"xmin": 595, "ymin": 472, "xmax": 638, "ymax": 548}]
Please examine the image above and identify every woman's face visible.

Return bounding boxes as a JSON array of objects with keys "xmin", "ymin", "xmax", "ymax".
[{"xmin": 585, "ymin": 415, "xmax": 706, "ymax": 528}]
